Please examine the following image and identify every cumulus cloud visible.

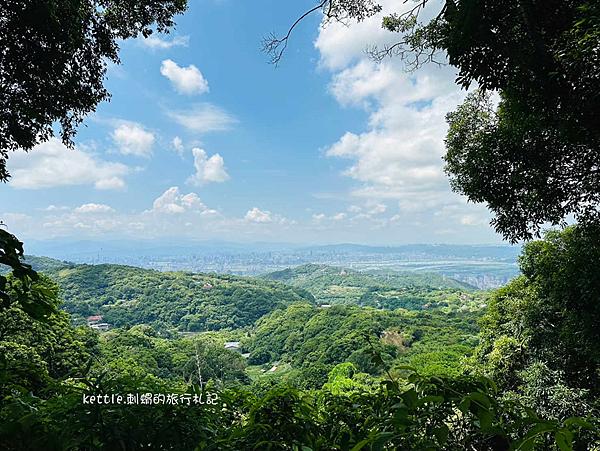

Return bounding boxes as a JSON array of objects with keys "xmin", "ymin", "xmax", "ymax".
[
  {"xmin": 160, "ymin": 60, "xmax": 209, "ymax": 95},
  {"xmin": 187, "ymin": 148, "xmax": 230, "ymax": 187},
  {"xmin": 315, "ymin": 0, "xmax": 477, "ymax": 227},
  {"xmin": 245, "ymin": 207, "xmax": 273, "ymax": 223},
  {"xmin": 146, "ymin": 187, "xmax": 214, "ymax": 216},
  {"xmin": 74, "ymin": 203, "xmax": 114, "ymax": 214},
  {"xmin": 111, "ymin": 122, "xmax": 155, "ymax": 157},
  {"xmin": 8, "ymin": 137, "xmax": 131, "ymax": 190},
  {"xmin": 166, "ymin": 103, "xmax": 238, "ymax": 133},
  {"xmin": 139, "ymin": 35, "xmax": 189, "ymax": 50},
  {"xmin": 348, "ymin": 205, "xmax": 362, "ymax": 212}
]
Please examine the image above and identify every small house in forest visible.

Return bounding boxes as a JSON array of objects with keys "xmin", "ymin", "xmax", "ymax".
[{"xmin": 87, "ymin": 315, "xmax": 104, "ymax": 326}]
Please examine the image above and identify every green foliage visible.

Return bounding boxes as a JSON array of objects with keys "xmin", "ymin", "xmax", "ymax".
[
  {"xmin": 39, "ymin": 262, "xmax": 315, "ymax": 330},
  {"xmin": 0, "ymin": 0, "xmax": 188, "ymax": 182},
  {"xmin": 259, "ymin": 263, "xmax": 481, "ymax": 309},
  {"xmin": 0, "ymin": 275, "xmax": 95, "ymax": 398},
  {"xmin": 0, "ymin": 230, "xmax": 58, "ymax": 321},
  {"xmin": 97, "ymin": 326, "xmax": 250, "ymax": 386},
  {"xmin": 471, "ymin": 226, "xmax": 600, "ymax": 423},
  {"xmin": 435, "ymin": 1, "xmax": 600, "ymax": 241},
  {"xmin": 248, "ymin": 303, "xmax": 481, "ymax": 384}
]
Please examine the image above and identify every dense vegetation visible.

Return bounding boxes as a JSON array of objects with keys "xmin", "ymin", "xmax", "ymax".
[
  {"xmin": 259, "ymin": 264, "xmax": 484, "ymax": 311},
  {"xmin": 246, "ymin": 303, "xmax": 480, "ymax": 388},
  {"xmin": 2, "ymin": 227, "xmax": 600, "ymax": 449},
  {"xmin": 27, "ymin": 259, "xmax": 315, "ymax": 331}
]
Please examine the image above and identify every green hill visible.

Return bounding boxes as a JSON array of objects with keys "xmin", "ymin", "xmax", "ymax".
[
  {"xmin": 16, "ymin": 257, "xmax": 315, "ymax": 331},
  {"xmin": 258, "ymin": 264, "xmax": 480, "ymax": 309}
]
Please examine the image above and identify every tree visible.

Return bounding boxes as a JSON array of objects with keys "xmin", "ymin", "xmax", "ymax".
[
  {"xmin": 0, "ymin": 0, "xmax": 188, "ymax": 182},
  {"xmin": 0, "ymin": 228, "xmax": 57, "ymax": 321},
  {"xmin": 471, "ymin": 225, "xmax": 600, "ymax": 419},
  {"xmin": 264, "ymin": 0, "xmax": 600, "ymax": 242}
]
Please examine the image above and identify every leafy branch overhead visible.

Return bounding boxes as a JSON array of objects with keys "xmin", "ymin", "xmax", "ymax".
[{"xmin": 0, "ymin": 0, "xmax": 188, "ymax": 183}]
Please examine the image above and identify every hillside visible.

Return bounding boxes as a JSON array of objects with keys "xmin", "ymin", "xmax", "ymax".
[
  {"xmin": 258, "ymin": 264, "xmax": 481, "ymax": 309},
  {"xmin": 244, "ymin": 303, "xmax": 481, "ymax": 388},
  {"xmin": 16, "ymin": 256, "xmax": 315, "ymax": 331}
]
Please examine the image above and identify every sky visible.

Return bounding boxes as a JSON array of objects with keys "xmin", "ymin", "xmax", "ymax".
[{"xmin": 0, "ymin": 0, "xmax": 505, "ymax": 246}]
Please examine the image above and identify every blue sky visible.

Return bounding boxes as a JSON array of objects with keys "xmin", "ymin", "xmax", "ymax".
[{"xmin": 1, "ymin": 0, "xmax": 504, "ymax": 245}]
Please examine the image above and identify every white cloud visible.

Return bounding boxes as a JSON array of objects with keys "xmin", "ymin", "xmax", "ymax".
[
  {"xmin": 8, "ymin": 137, "xmax": 131, "ymax": 190},
  {"xmin": 245, "ymin": 207, "xmax": 273, "ymax": 223},
  {"xmin": 348, "ymin": 205, "xmax": 362, "ymax": 212},
  {"xmin": 111, "ymin": 122, "xmax": 155, "ymax": 158},
  {"xmin": 128, "ymin": 222, "xmax": 146, "ymax": 230},
  {"xmin": 187, "ymin": 148, "xmax": 230, "ymax": 187},
  {"xmin": 172, "ymin": 137, "xmax": 185, "ymax": 156},
  {"xmin": 74, "ymin": 203, "xmax": 114, "ymax": 214},
  {"xmin": 95, "ymin": 177, "xmax": 127, "ymax": 190},
  {"xmin": 314, "ymin": 0, "xmax": 483, "ymax": 235},
  {"xmin": 73, "ymin": 222, "xmax": 92, "ymax": 229},
  {"xmin": 167, "ymin": 103, "xmax": 238, "ymax": 133},
  {"xmin": 368, "ymin": 203, "xmax": 387, "ymax": 214},
  {"xmin": 94, "ymin": 219, "xmax": 121, "ymax": 230},
  {"xmin": 139, "ymin": 34, "xmax": 189, "ymax": 50},
  {"xmin": 459, "ymin": 214, "xmax": 489, "ymax": 226},
  {"xmin": 160, "ymin": 60, "xmax": 209, "ymax": 95},
  {"xmin": 146, "ymin": 187, "xmax": 213, "ymax": 215},
  {"xmin": 40, "ymin": 205, "xmax": 70, "ymax": 211},
  {"xmin": 312, "ymin": 212, "xmax": 347, "ymax": 222}
]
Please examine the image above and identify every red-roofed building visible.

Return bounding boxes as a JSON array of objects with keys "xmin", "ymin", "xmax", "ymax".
[{"xmin": 87, "ymin": 315, "xmax": 104, "ymax": 326}]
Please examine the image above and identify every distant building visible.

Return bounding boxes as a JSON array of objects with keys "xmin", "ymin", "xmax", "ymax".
[
  {"xmin": 87, "ymin": 315, "xmax": 104, "ymax": 326},
  {"xmin": 224, "ymin": 342, "xmax": 240, "ymax": 351},
  {"xmin": 90, "ymin": 323, "xmax": 110, "ymax": 332},
  {"xmin": 340, "ymin": 268, "xmax": 346, "ymax": 275},
  {"xmin": 422, "ymin": 303, "xmax": 432, "ymax": 309},
  {"xmin": 317, "ymin": 304, "xmax": 332, "ymax": 310},
  {"xmin": 203, "ymin": 283, "xmax": 213, "ymax": 289}
]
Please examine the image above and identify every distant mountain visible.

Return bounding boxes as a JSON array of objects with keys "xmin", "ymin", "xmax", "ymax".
[
  {"xmin": 298, "ymin": 244, "xmax": 521, "ymax": 261},
  {"xmin": 17, "ymin": 257, "xmax": 315, "ymax": 331},
  {"xmin": 22, "ymin": 238, "xmax": 300, "ymax": 260},
  {"xmin": 258, "ymin": 264, "xmax": 481, "ymax": 309}
]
